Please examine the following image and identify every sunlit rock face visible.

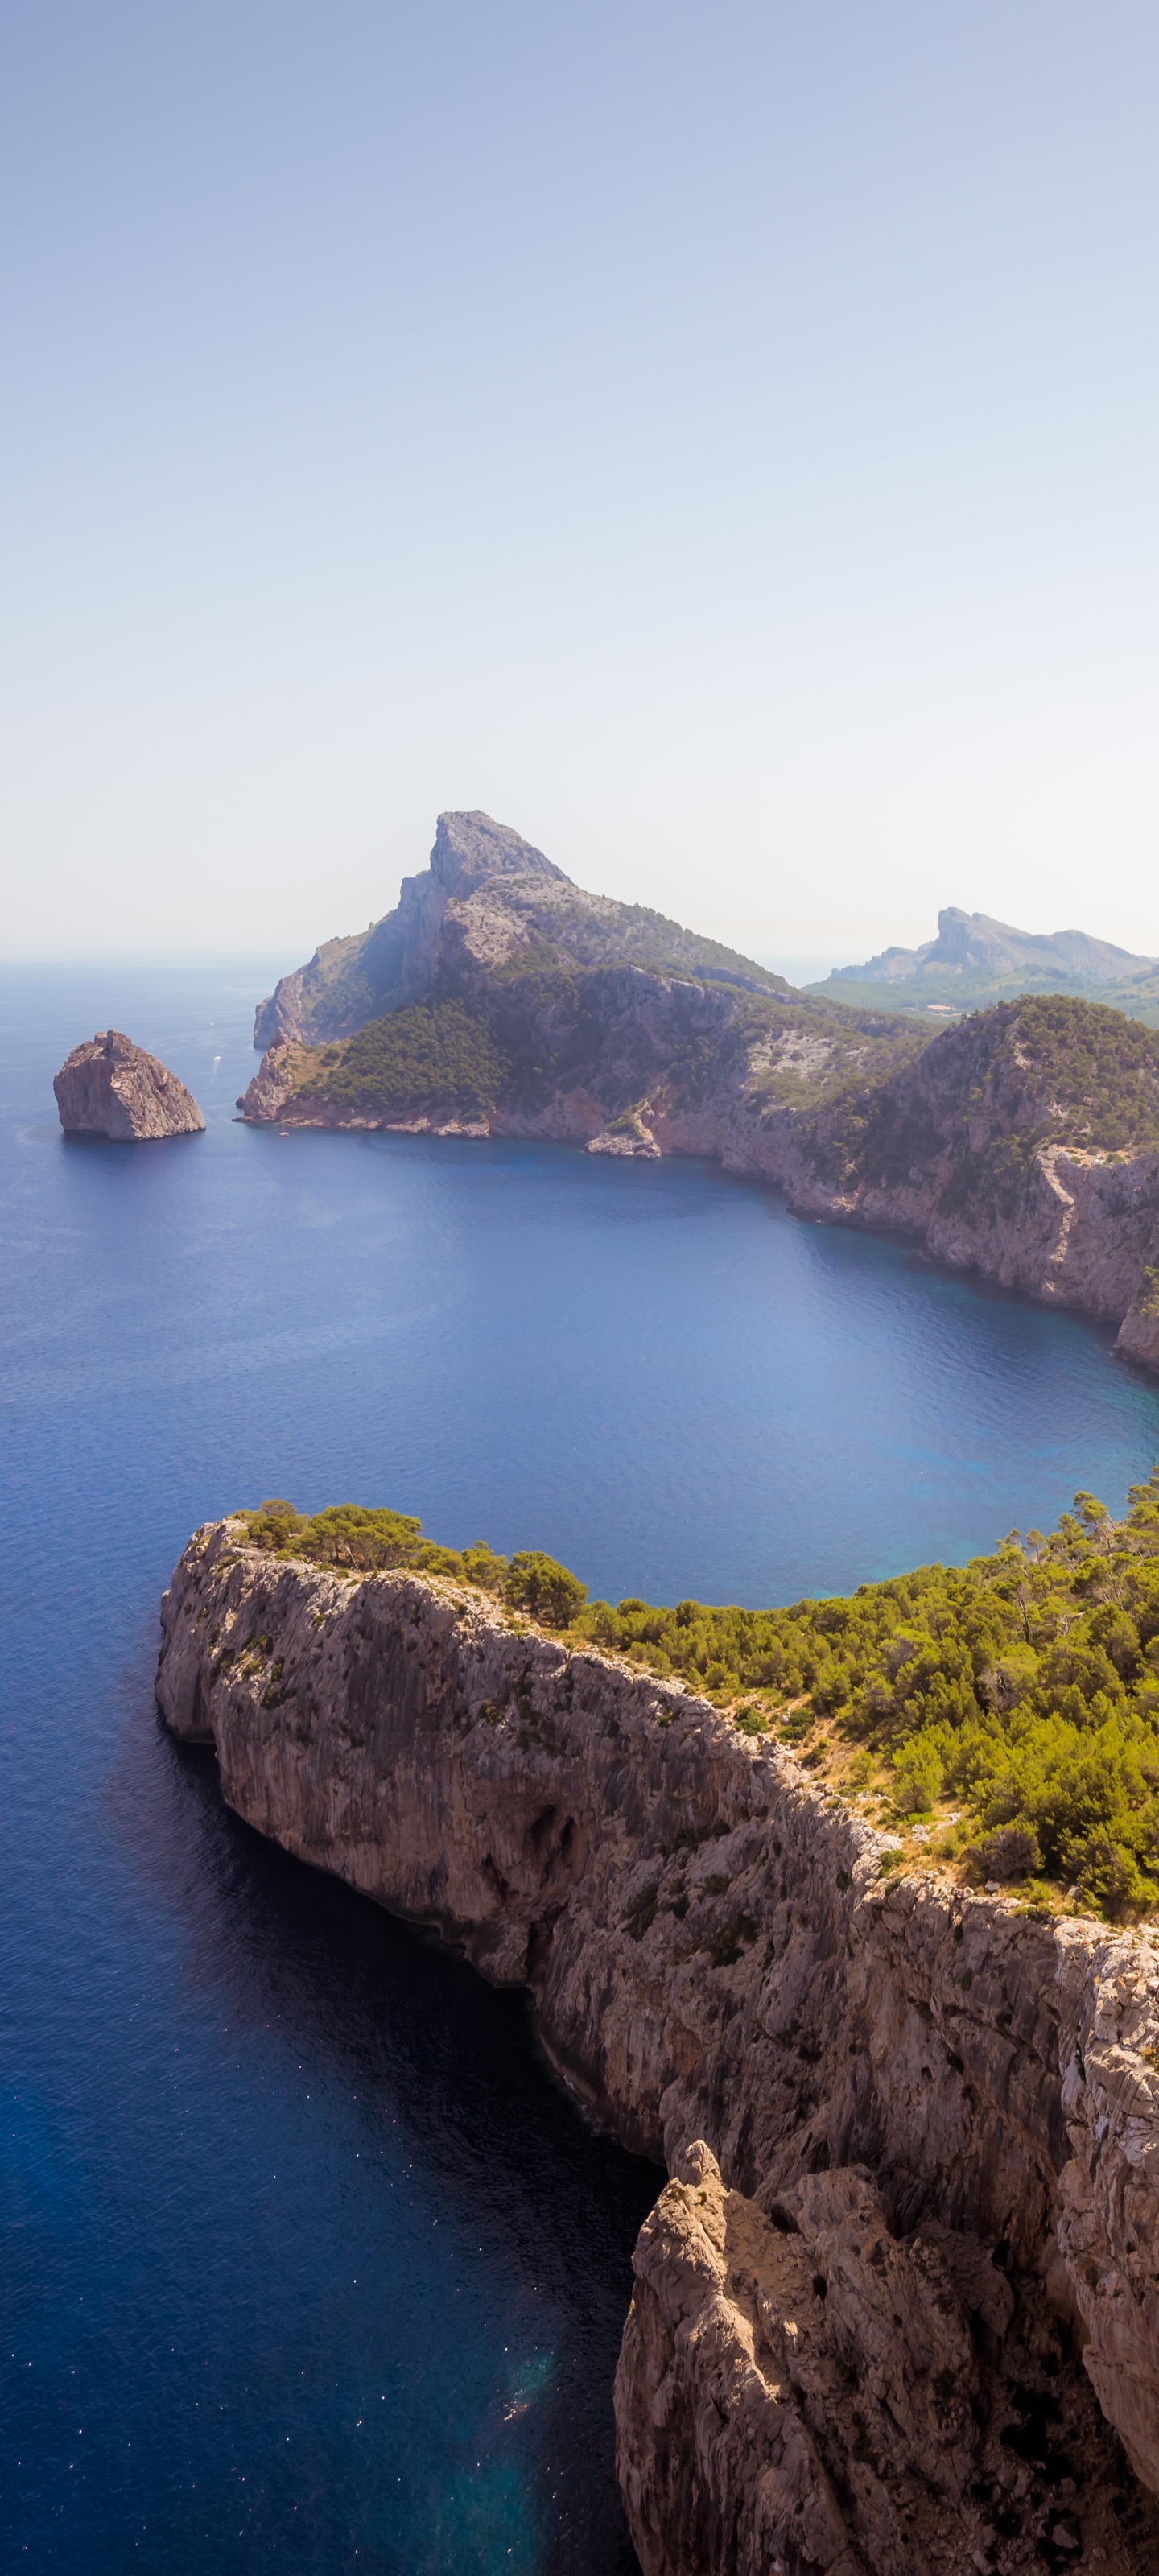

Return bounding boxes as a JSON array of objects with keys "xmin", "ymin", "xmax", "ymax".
[
  {"xmin": 53, "ymin": 1030, "xmax": 204, "ymax": 1139},
  {"xmin": 156, "ymin": 1522, "xmax": 1159, "ymax": 2573}
]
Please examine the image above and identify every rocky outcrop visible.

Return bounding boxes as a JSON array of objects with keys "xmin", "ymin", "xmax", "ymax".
[
  {"xmin": 786, "ymin": 1004, "xmax": 1159, "ymax": 1368},
  {"xmin": 53, "ymin": 1031, "xmax": 204, "ymax": 1139},
  {"xmin": 253, "ymin": 812, "xmax": 571, "ymax": 1047},
  {"xmin": 157, "ymin": 1523, "xmax": 1159, "ymax": 2572},
  {"xmin": 618, "ymin": 2142, "xmax": 1149, "ymax": 2576},
  {"xmin": 252, "ymin": 811, "xmax": 787, "ymax": 1050}
]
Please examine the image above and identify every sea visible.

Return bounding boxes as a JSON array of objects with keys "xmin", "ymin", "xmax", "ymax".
[{"xmin": 3, "ymin": 960, "xmax": 1159, "ymax": 2574}]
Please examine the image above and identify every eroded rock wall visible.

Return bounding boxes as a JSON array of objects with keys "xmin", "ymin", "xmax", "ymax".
[
  {"xmin": 157, "ymin": 1525, "xmax": 1159, "ymax": 2570},
  {"xmin": 53, "ymin": 1030, "xmax": 205, "ymax": 1139}
]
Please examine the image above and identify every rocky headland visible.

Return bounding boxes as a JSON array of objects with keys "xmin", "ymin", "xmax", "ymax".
[
  {"xmin": 158, "ymin": 1518, "xmax": 1159, "ymax": 2575},
  {"xmin": 237, "ymin": 815, "xmax": 1159, "ymax": 1370},
  {"xmin": 54, "ymin": 1030, "xmax": 205, "ymax": 1140}
]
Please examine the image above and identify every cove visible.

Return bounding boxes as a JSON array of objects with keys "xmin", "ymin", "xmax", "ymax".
[{"xmin": 2, "ymin": 963, "xmax": 1158, "ymax": 2575}]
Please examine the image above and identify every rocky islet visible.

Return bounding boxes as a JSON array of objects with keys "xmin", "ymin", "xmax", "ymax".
[{"xmin": 53, "ymin": 1029, "xmax": 205, "ymax": 1139}]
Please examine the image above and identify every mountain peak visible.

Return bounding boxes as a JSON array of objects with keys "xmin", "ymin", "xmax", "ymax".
[
  {"xmin": 431, "ymin": 811, "xmax": 571, "ymax": 894},
  {"xmin": 824, "ymin": 906, "xmax": 1157, "ymax": 997}
]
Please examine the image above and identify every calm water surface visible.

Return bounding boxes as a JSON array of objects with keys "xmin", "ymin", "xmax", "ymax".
[{"xmin": 3, "ymin": 963, "xmax": 1159, "ymax": 2573}]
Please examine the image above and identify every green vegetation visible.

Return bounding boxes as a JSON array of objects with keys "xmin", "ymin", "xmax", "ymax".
[
  {"xmin": 800, "ymin": 993, "xmax": 1159, "ymax": 1214},
  {"xmin": 968, "ymin": 994, "xmax": 1159, "ymax": 1152},
  {"xmin": 569, "ymin": 1473, "xmax": 1159, "ymax": 1919},
  {"xmin": 276, "ymin": 955, "xmax": 926, "ymax": 1131},
  {"xmin": 239, "ymin": 1501, "xmax": 585, "ymax": 1625},
  {"xmin": 809, "ymin": 974, "xmax": 1159, "ymax": 1030},
  {"xmin": 240, "ymin": 1475, "xmax": 1159, "ymax": 1922},
  {"xmin": 294, "ymin": 1001, "xmax": 513, "ymax": 1117}
]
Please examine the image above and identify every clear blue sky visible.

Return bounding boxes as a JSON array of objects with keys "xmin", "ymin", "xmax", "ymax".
[{"xmin": 2, "ymin": 1, "xmax": 1156, "ymax": 968}]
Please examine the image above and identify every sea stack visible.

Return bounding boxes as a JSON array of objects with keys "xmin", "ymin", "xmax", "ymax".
[{"xmin": 53, "ymin": 1030, "xmax": 205, "ymax": 1140}]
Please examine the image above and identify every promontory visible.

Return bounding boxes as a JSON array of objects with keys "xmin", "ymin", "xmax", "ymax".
[{"xmin": 238, "ymin": 811, "xmax": 1159, "ymax": 1368}]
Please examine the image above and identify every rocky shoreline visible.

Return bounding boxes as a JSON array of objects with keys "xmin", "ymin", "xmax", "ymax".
[
  {"xmin": 239, "ymin": 1043, "xmax": 1159, "ymax": 1374},
  {"xmin": 157, "ymin": 1521, "xmax": 1159, "ymax": 2574}
]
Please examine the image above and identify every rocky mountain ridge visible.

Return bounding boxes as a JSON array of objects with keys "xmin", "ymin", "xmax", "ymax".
[
  {"xmin": 253, "ymin": 811, "xmax": 793, "ymax": 1050},
  {"xmin": 156, "ymin": 1521, "xmax": 1159, "ymax": 2575},
  {"xmin": 240, "ymin": 815, "xmax": 1159, "ymax": 1368},
  {"xmin": 810, "ymin": 908, "xmax": 1159, "ymax": 1026}
]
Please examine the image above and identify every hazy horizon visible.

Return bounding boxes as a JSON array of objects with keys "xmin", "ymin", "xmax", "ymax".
[
  {"xmin": 4, "ymin": 865, "xmax": 1153, "ymax": 984},
  {"xmin": 2, "ymin": 3, "xmax": 1157, "ymax": 965}
]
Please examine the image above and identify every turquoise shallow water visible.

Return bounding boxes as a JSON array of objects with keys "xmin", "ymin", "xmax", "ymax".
[{"xmin": 2, "ymin": 962, "xmax": 1159, "ymax": 2572}]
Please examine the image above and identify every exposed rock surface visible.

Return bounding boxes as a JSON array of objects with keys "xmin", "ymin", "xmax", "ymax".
[
  {"xmin": 619, "ymin": 2141, "xmax": 1149, "ymax": 2576},
  {"xmin": 54, "ymin": 1030, "xmax": 204, "ymax": 1139},
  {"xmin": 252, "ymin": 810, "xmax": 791, "ymax": 1050},
  {"xmin": 157, "ymin": 1523, "xmax": 1159, "ymax": 2573}
]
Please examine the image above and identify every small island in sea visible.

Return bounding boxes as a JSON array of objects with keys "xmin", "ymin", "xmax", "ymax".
[{"xmin": 54, "ymin": 1029, "xmax": 204, "ymax": 1139}]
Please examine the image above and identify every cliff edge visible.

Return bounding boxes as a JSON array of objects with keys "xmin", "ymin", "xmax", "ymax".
[
  {"xmin": 157, "ymin": 1521, "xmax": 1159, "ymax": 2574},
  {"xmin": 54, "ymin": 1030, "xmax": 205, "ymax": 1140}
]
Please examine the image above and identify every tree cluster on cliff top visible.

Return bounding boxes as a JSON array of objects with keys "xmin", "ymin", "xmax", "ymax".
[
  {"xmin": 241, "ymin": 1501, "xmax": 587, "ymax": 1629},
  {"xmin": 567, "ymin": 1472, "xmax": 1159, "ymax": 1921},
  {"xmin": 241, "ymin": 1474, "xmax": 1159, "ymax": 1922}
]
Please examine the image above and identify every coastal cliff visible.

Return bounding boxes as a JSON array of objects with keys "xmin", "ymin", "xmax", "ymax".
[
  {"xmin": 158, "ymin": 1521, "xmax": 1159, "ymax": 2574},
  {"xmin": 237, "ymin": 815, "xmax": 1159, "ymax": 1368},
  {"xmin": 54, "ymin": 1030, "xmax": 204, "ymax": 1139},
  {"xmin": 241, "ymin": 993, "xmax": 1159, "ymax": 1368}
]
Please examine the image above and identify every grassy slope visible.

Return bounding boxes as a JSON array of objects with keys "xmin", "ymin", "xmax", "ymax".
[
  {"xmin": 298, "ymin": 1003, "xmax": 514, "ymax": 1118},
  {"xmin": 237, "ymin": 1476, "xmax": 1159, "ymax": 1926}
]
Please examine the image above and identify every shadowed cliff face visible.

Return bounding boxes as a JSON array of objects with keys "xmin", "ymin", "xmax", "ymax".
[{"xmin": 157, "ymin": 1523, "xmax": 1159, "ymax": 2575}]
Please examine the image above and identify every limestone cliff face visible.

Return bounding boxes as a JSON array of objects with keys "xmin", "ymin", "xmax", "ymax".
[
  {"xmin": 253, "ymin": 812, "xmax": 569, "ymax": 1047},
  {"xmin": 617, "ymin": 2145, "xmax": 1149, "ymax": 2576},
  {"xmin": 780, "ymin": 1136, "xmax": 1159, "ymax": 1371},
  {"xmin": 251, "ymin": 810, "xmax": 784, "ymax": 1051},
  {"xmin": 53, "ymin": 1031, "xmax": 204, "ymax": 1139},
  {"xmin": 158, "ymin": 1522, "xmax": 1159, "ymax": 2572}
]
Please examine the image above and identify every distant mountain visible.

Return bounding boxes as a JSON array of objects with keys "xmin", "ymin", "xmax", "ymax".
[
  {"xmin": 808, "ymin": 906, "xmax": 1159, "ymax": 1023},
  {"xmin": 254, "ymin": 811, "xmax": 794, "ymax": 1049}
]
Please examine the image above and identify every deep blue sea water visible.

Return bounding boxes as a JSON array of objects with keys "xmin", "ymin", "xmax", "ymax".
[{"xmin": 3, "ymin": 961, "xmax": 1159, "ymax": 2574}]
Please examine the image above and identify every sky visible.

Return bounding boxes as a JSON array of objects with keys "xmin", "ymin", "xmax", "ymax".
[{"xmin": 1, "ymin": 1, "xmax": 1157, "ymax": 972}]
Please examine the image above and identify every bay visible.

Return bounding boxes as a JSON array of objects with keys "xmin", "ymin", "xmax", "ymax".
[{"xmin": 2, "ymin": 961, "xmax": 1157, "ymax": 2573}]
